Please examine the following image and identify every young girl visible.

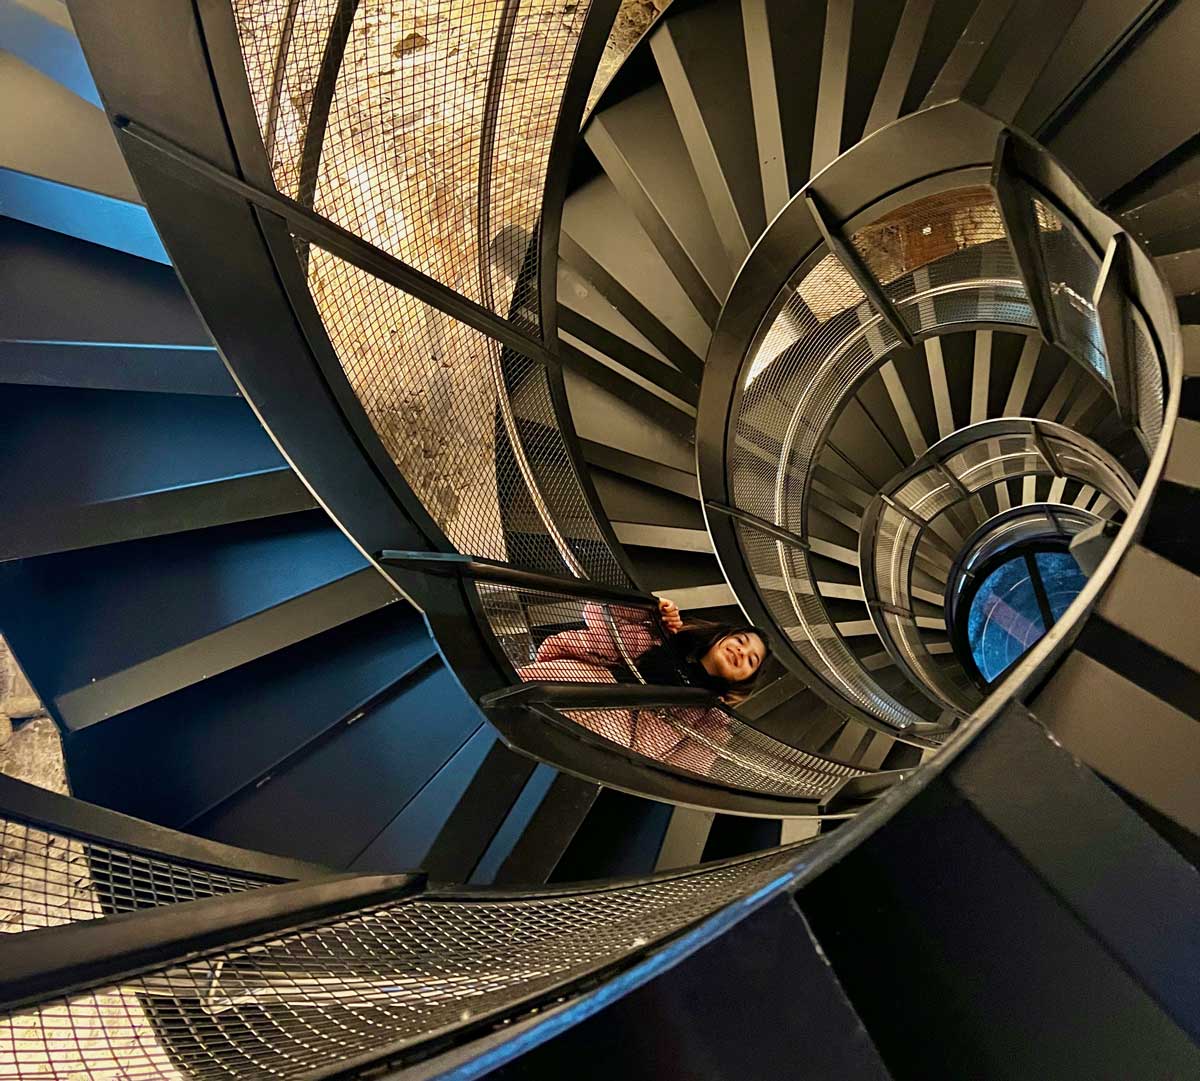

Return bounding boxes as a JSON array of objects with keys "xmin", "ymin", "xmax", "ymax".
[{"xmin": 518, "ymin": 598, "xmax": 770, "ymax": 774}]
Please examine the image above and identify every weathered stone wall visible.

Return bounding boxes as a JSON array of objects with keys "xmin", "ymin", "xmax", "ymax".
[{"xmin": 0, "ymin": 637, "xmax": 62, "ymax": 794}]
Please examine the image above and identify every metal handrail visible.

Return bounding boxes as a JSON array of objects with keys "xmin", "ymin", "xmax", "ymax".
[
  {"xmin": 697, "ymin": 104, "xmax": 1179, "ymax": 749},
  {"xmin": 857, "ymin": 418, "xmax": 1140, "ymax": 710}
]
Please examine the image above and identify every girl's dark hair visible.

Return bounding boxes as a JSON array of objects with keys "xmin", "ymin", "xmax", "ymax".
[{"xmin": 636, "ymin": 618, "xmax": 771, "ymax": 704}]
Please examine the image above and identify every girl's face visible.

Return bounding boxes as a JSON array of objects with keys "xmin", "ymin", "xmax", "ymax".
[{"xmin": 700, "ymin": 631, "xmax": 766, "ymax": 684}]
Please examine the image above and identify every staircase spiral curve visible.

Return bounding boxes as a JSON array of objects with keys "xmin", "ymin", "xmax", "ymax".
[{"xmin": 0, "ymin": 0, "xmax": 1198, "ymax": 1077}]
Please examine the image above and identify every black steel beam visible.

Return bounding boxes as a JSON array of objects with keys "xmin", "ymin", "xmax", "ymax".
[
  {"xmin": 0, "ymin": 871, "xmax": 422, "ymax": 1016},
  {"xmin": 116, "ymin": 121, "xmax": 558, "ymax": 370},
  {"xmin": 1028, "ymin": 419, "xmax": 1065, "ymax": 477},
  {"xmin": 537, "ymin": 0, "xmax": 622, "ymax": 343},
  {"xmin": 704, "ymin": 500, "xmax": 810, "ymax": 550},
  {"xmin": 804, "ymin": 190, "xmax": 916, "ymax": 348},
  {"xmin": 296, "ymin": 0, "xmax": 358, "ymax": 210},
  {"xmin": 482, "ymin": 681, "xmax": 715, "ymax": 709}
]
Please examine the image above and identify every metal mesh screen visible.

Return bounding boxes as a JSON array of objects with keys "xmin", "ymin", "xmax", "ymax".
[
  {"xmin": 1129, "ymin": 308, "xmax": 1165, "ymax": 450},
  {"xmin": 232, "ymin": 0, "xmax": 589, "ymax": 322},
  {"xmin": 1042, "ymin": 438, "xmax": 1136, "ymax": 508},
  {"xmin": 0, "ymin": 846, "xmax": 803, "ymax": 1079},
  {"xmin": 0, "ymin": 818, "xmax": 271, "ymax": 934},
  {"xmin": 475, "ymin": 583, "xmax": 663, "ymax": 683},
  {"xmin": 1031, "ymin": 196, "xmax": 1109, "ymax": 382},
  {"xmin": 559, "ymin": 703, "xmax": 861, "ymax": 798},
  {"xmin": 733, "ymin": 518, "xmax": 932, "ymax": 727},
  {"xmin": 471, "ymin": 583, "xmax": 861, "ymax": 796},
  {"xmin": 309, "ymin": 247, "xmax": 625, "ymax": 582},
  {"xmin": 232, "ymin": 0, "xmax": 338, "ymax": 183},
  {"xmin": 941, "ymin": 434, "xmax": 1044, "ymax": 492},
  {"xmin": 848, "ymin": 187, "xmax": 1033, "ymax": 334},
  {"xmin": 731, "ymin": 256, "xmax": 926, "ymax": 729}
]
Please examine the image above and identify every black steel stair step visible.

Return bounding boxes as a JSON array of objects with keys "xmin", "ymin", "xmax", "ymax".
[
  {"xmin": 66, "ymin": 603, "xmax": 437, "ymax": 828},
  {"xmin": 193, "ymin": 662, "xmax": 484, "ymax": 871},
  {"xmin": 585, "ymin": 83, "xmax": 731, "ymax": 322},
  {"xmin": 0, "ymin": 218, "xmax": 209, "ymax": 354},
  {"xmin": 0, "ymin": 510, "xmax": 393, "ymax": 730},
  {"xmin": 649, "ymin": 0, "xmax": 763, "ymax": 259},
  {"xmin": 800, "ymin": 703, "xmax": 1200, "ymax": 1077}
]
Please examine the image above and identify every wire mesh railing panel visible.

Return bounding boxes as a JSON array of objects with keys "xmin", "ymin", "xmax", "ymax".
[
  {"xmin": 731, "ymin": 519, "xmax": 932, "ymax": 728},
  {"xmin": 560, "ymin": 703, "xmax": 855, "ymax": 798},
  {"xmin": 308, "ymin": 248, "xmax": 624, "ymax": 580},
  {"xmin": 941, "ymin": 435, "xmax": 1044, "ymax": 492},
  {"xmin": 234, "ymin": 0, "xmax": 589, "ymax": 322},
  {"xmin": 0, "ymin": 819, "xmax": 271, "ymax": 934},
  {"xmin": 1042, "ymin": 439, "xmax": 1136, "ymax": 510},
  {"xmin": 1031, "ymin": 196, "xmax": 1109, "ymax": 383},
  {"xmin": 1129, "ymin": 308, "xmax": 1165, "ymax": 450},
  {"xmin": 475, "ymin": 583, "xmax": 663, "ymax": 683},
  {"xmin": 500, "ymin": 359, "xmax": 628, "ymax": 583},
  {"xmin": 893, "ymin": 469, "xmax": 958, "ymax": 521},
  {"xmin": 850, "ymin": 188, "xmax": 1002, "ymax": 287},
  {"xmin": 232, "ymin": 0, "xmax": 340, "ymax": 186},
  {"xmin": 471, "ymin": 581, "xmax": 866, "ymax": 796},
  {"xmin": 0, "ymin": 847, "xmax": 803, "ymax": 1079}
]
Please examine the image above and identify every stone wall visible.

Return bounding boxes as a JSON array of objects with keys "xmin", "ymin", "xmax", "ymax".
[{"xmin": 0, "ymin": 636, "xmax": 63, "ymax": 794}]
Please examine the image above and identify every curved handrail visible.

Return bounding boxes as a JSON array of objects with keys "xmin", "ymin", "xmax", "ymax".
[
  {"xmin": 857, "ymin": 419, "xmax": 1137, "ymax": 712},
  {"xmin": 199, "ymin": 0, "xmax": 849, "ymax": 811},
  {"xmin": 698, "ymin": 102, "xmax": 1176, "ymax": 741}
]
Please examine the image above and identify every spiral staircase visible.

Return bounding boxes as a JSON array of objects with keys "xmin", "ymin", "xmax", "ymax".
[{"xmin": 0, "ymin": 0, "xmax": 1198, "ymax": 1077}]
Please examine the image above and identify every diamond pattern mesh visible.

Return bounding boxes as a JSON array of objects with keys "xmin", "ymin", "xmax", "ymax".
[
  {"xmin": 558, "ymin": 700, "xmax": 861, "ymax": 798},
  {"xmin": 476, "ymin": 583, "xmax": 663, "ymax": 681},
  {"xmin": 0, "ymin": 846, "xmax": 804, "ymax": 1079},
  {"xmin": 476, "ymin": 584, "xmax": 856, "ymax": 796},
  {"xmin": 233, "ymin": 0, "xmax": 589, "ymax": 322},
  {"xmin": 0, "ymin": 818, "xmax": 272, "ymax": 935},
  {"xmin": 234, "ymin": 2, "xmax": 626, "ymax": 584},
  {"xmin": 309, "ymin": 248, "xmax": 625, "ymax": 581}
]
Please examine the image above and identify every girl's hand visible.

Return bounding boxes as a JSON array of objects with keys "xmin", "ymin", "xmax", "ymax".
[{"xmin": 658, "ymin": 597, "xmax": 683, "ymax": 634}]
